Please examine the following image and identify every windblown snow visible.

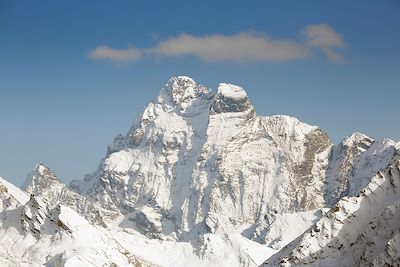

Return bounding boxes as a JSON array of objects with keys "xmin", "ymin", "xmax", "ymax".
[{"xmin": 0, "ymin": 76, "xmax": 399, "ymax": 266}]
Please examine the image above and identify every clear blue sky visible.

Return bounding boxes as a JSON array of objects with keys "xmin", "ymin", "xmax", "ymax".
[{"xmin": 1, "ymin": 0, "xmax": 399, "ymax": 185}]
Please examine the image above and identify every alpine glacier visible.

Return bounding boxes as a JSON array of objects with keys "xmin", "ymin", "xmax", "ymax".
[{"xmin": 0, "ymin": 76, "xmax": 399, "ymax": 266}]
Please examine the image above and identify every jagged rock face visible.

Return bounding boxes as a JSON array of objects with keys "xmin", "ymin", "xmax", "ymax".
[
  {"xmin": 1, "ymin": 191, "xmax": 149, "ymax": 267},
  {"xmin": 21, "ymin": 196, "xmax": 50, "ymax": 238},
  {"xmin": 23, "ymin": 163, "xmax": 119, "ymax": 227},
  {"xmin": 23, "ymin": 162, "xmax": 64, "ymax": 205},
  {"xmin": 162, "ymin": 76, "xmax": 212, "ymax": 112},
  {"xmin": 0, "ymin": 183, "xmax": 7, "ymax": 193},
  {"xmin": 263, "ymin": 152, "xmax": 400, "ymax": 266},
  {"xmin": 325, "ymin": 133, "xmax": 397, "ymax": 205},
  {"xmin": 20, "ymin": 195, "xmax": 84, "ymax": 239},
  {"xmin": 211, "ymin": 83, "xmax": 253, "ymax": 114},
  {"xmin": 72, "ymin": 77, "xmax": 333, "ymax": 239},
  {"xmin": 1, "ymin": 182, "xmax": 17, "ymax": 211}
]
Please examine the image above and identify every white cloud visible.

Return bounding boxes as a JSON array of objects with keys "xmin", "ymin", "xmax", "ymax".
[
  {"xmin": 304, "ymin": 24, "xmax": 347, "ymax": 63},
  {"xmin": 89, "ymin": 46, "xmax": 142, "ymax": 63},
  {"xmin": 89, "ymin": 24, "xmax": 347, "ymax": 64},
  {"xmin": 149, "ymin": 32, "xmax": 309, "ymax": 62}
]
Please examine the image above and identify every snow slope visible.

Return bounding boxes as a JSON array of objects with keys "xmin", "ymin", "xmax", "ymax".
[
  {"xmin": 263, "ymin": 150, "xmax": 400, "ymax": 266},
  {"xmin": 0, "ymin": 176, "xmax": 29, "ymax": 207}
]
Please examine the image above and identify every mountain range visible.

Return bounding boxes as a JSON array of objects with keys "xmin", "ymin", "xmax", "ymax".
[{"xmin": 1, "ymin": 76, "xmax": 399, "ymax": 266}]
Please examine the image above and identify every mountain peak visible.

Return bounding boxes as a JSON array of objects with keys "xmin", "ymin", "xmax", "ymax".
[
  {"xmin": 22, "ymin": 162, "xmax": 63, "ymax": 195},
  {"xmin": 32, "ymin": 161, "xmax": 51, "ymax": 175},
  {"xmin": 212, "ymin": 82, "xmax": 253, "ymax": 113},
  {"xmin": 341, "ymin": 132, "xmax": 374, "ymax": 150},
  {"xmin": 171, "ymin": 75, "xmax": 195, "ymax": 83},
  {"xmin": 159, "ymin": 76, "xmax": 212, "ymax": 111},
  {"xmin": 217, "ymin": 83, "xmax": 247, "ymax": 99},
  {"xmin": 31, "ymin": 161, "xmax": 58, "ymax": 180}
]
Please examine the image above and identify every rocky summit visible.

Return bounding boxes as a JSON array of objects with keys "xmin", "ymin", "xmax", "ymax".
[{"xmin": 0, "ymin": 76, "xmax": 399, "ymax": 266}]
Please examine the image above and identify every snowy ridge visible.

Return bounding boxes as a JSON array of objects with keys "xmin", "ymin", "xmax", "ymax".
[
  {"xmin": 0, "ymin": 176, "xmax": 29, "ymax": 206},
  {"xmin": 263, "ymin": 151, "xmax": 400, "ymax": 266},
  {"xmin": 1, "ymin": 194, "xmax": 153, "ymax": 266},
  {"xmin": 23, "ymin": 162, "xmax": 121, "ymax": 227},
  {"xmin": 1, "ymin": 76, "xmax": 399, "ymax": 266},
  {"xmin": 325, "ymin": 133, "xmax": 397, "ymax": 205}
]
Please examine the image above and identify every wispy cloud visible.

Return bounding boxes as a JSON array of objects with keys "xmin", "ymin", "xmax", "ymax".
[
  {"xmin": 304, "ymin": 24, "xmax": 346, "ymax": 63},
  {"xmin": 149, "ymin": 33, "xmax": 309, "ymax": 62},
  {"xmin": 89, "ymin": 46, "xmax": 141, "ymax": 63},
  {"xmin": 89, "ymin": 24, "xmax": 347, "ymax": 64}
]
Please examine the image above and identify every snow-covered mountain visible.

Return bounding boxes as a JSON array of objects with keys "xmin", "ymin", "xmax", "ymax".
[
  {"xmin": 1, "ymin": 76, "xmax": 399, "ymax": 266},
  {"xmin": 71, "ymin": 77, "xmax": 332, "ymax": 242},
  {"xmin": 263, "ymin": 151, "xmax": 400, "ymax": 266},
  {"xmin": 22, "ymin": 162, "xmax": 120, "ymax": 227},
  {"xmin": 1, "ymin": 186, "xmax": 151, "ymax": 266}
]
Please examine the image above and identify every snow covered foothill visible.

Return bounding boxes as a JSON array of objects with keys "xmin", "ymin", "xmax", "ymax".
[
  {"xmin": 1, "ymin": 195, "xmax": 151, "ymax": 266},
  {"xmin": 112, "ymin": 228, "xmax": 277, "ymax": 267},
  {"xmin": 263, "ymin": 153, "xmax": 400, "ymax": 266},
  {"xmin": 23, "ymin": 162, "xmax": 121, "ymax": 228},
  {"xmin": 325, "ymin": 133, "xmax": 398, "ymax": 205}
]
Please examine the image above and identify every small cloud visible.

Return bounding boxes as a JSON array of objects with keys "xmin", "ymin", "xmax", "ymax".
[
  {"xmin": 89, "ymin": 46, "xmax": 142, "ymax": 63},
  {"xmin": 304, "ymin": 24, "xmax": 347, "ymax": 63},
  {"xmin": 149, "ymin": 32, "xmax": 309, "ymax": 62},
  {"xmin": 89, "ymin": 24, "xmax": 347, "ymax": 64}
]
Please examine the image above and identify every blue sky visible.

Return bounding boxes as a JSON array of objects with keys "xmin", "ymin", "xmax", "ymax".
[{"xmin": 1, "ymin": 0, "xmax": 399, "ymax": 185}]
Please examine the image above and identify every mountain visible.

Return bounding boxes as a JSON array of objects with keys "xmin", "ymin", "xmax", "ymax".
[
  {"xmin": 71, "ymin": 76, "xmax": 332, "ymax": 243},
  {"xmin": 325, "ymin": 133, "xmax": 397, "ymax": 205},
  {"xmin": 263, "ymin": 151, "xmax": 400, "ymax": 266},
  {"xmin": 0, "ymin": 76, "xmax": 399, "ymax": 266},
  {"xmin": 23, "ymin": 162, "xmax": 120, "ymax": 227},
  {"xmin": 1, "ymin": 193, "xmax": 151, "ymax": 266}
]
